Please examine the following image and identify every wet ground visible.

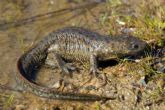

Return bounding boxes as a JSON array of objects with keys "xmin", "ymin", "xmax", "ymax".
[{"xmin": 0, "ymin": 0, "xmax": 164, "ymax": 110}]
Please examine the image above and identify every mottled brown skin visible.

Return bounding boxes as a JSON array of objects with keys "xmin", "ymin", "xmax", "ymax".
[{"xmin": 17, "ymin": 27, "xmax": 147, "ymax": 101}]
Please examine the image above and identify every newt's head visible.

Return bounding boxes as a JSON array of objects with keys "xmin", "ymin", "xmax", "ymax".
[
  {"xmin": 99, "ymin": 35, "xmax": 147, "ymax": 59},
  {"xmin": 117, "ymin": 35, "xmax": 147, "ymax": 55}
]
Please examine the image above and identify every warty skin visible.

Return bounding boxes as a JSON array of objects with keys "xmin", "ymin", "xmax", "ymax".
[{"xmin": 17, "ymin": 27, "xmax": 147, "ymax": 101}]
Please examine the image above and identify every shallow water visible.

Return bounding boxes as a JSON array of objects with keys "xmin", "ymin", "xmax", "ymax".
[{"xmin": 0, "ymin": 0, "xmax": 108, "ymax": 109}]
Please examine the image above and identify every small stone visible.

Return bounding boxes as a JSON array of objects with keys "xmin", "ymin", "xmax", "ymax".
[
  {"xmin": 51, "ymin": 81, "xmax": 61, "ymax": 88},
  {"xmin": 15, "ymin": 104, "xmax": 25, "ymax": 110}
]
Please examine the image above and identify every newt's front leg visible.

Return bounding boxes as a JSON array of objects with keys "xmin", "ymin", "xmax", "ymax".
[
  {"xmin": 89, "ymin": 54, "xmax": 101, "ymax": 77},
  {"xmin": 89, "ymin": 54, "xmax": 107, "ymax": 85}
]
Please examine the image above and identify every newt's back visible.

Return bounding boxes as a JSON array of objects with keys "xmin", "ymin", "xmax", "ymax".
[{"xmin": 47, "ymin": 27, "xmax": 147, "ymax": 61}]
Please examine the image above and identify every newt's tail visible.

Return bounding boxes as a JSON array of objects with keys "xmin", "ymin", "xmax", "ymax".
[{"xmin": 17, "ymin": 54, "xmax": 114, "ymax": 101}]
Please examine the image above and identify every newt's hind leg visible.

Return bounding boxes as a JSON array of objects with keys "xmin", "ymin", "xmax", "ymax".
[
  {"xmin": 53, "ymin": 53, "xmax": 76, "ymax": 77},
  {"xmin": 45, "ymin": 57, "xmax": 58, "ymax": 69}
]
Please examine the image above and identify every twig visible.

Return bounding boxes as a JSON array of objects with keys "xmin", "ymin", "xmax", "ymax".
[
  {"xmin": 0, "ymin": 2, "xmax": 99, "ymax": 30},
  {"xmin": 0, "ymin": 84, "xmax": 23, "ymax": 93}
]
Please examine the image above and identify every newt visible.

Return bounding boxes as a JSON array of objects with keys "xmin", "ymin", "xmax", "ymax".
[{"xmin": 16, "ymin": 27, "xmax": 147, "ymax": 101}]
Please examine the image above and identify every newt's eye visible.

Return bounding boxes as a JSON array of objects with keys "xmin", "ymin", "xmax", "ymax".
[{"xmin": 132, "ymin": 44, "xmax": 139, "ymax": 49}]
